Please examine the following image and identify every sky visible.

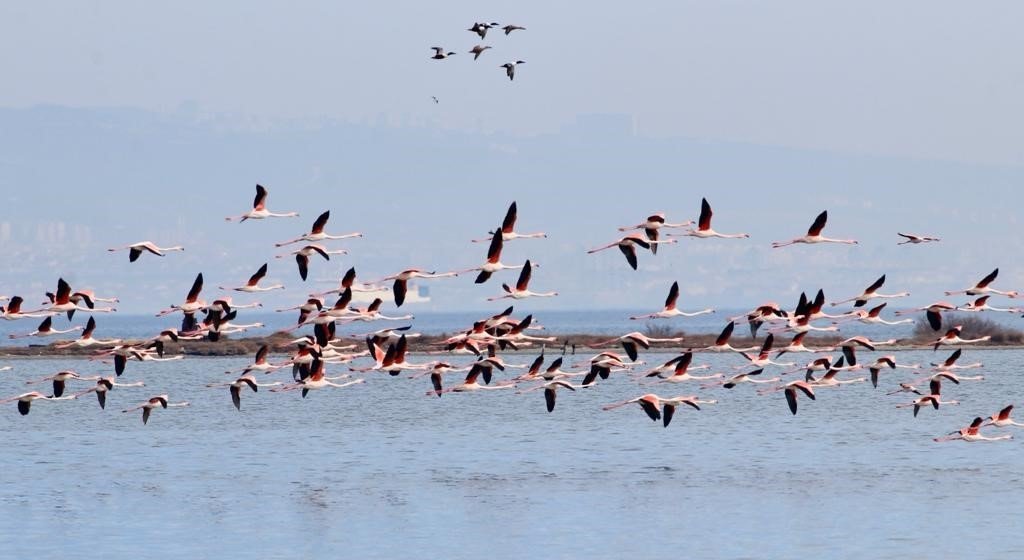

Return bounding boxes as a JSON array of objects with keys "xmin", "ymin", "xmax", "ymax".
[{"xmin": 0, "ymin": 2, "xmax": 1023, "ymax": 316}]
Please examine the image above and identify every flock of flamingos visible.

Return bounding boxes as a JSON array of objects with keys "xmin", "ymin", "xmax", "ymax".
[{"xmin": 0, "ymin": 185, "xmax": 1021, "ymax": 443}]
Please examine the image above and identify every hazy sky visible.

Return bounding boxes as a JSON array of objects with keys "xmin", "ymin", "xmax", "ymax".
[
  {"xmin": 1, "ymin": 1, "xmax": 1022, "ymax": 165},
  {"xmin": 1, "ymin": 3, "xmax": 1023, "ymax": 317}
]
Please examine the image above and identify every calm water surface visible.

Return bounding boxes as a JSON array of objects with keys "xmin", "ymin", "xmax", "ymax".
[{"xmin": 2, "ymin": 349, "xmax": 1022, "ymax": 558}]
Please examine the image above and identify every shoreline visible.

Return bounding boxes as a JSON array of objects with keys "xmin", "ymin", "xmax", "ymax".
[{"xmin": 1, "ymin": 332, "xmax": 1021, "ymax": 359}]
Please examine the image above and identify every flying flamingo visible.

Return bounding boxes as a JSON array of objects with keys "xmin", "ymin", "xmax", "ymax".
[
  {"xmin": 276, "ymin": 244, "xmax": 344, "ymax": 281},
  {"xmin": 618, "ymin": 213, "xmax": 693, "ymax": 254},
  {"xmin": 771, "ymin": 211, "xmax": 858, "ymax": 248},
  {"xmin": 831, "ymin": 275, "xmax": 909, "ymax": 308},
  {"xmin": 588, "ymin": 233, "xmax": 675, "ymax": 269},
  {"xmin": 693, "ymin": 322, "xmax": 759, "ymax": 353},
  {"xmin": 934, "ymin": 417, "xmax": 1012, "ymax": 442},
  {"xmin": 43, "ymin": 279, "xmax": 117, "ymax": 318},
  {"xmin": 589, "ymin": 331, "xmax": 684, "ymax": 362},
  {"xmin": 517, "ymin": 380, "xmax": 580, "ymax": 412},
  {"xmin": 911, "ymin": 370, "xmax": 985, "ymax": 386},
  {"xmin": 703, "ymin": 369, "xmax": 781, "ymax": 390},
  {"xmin": 638, "ymin": 354, "xmax": 710, "ymax": 380},
  {"xmin": 660, "ymin": 396, "xmax": 716, "ymax": 427},
  {"xmin": 223, "ymin": 345, "xmax": 283, "ymax": 375},
  {"xmin": 471, "ymin": 201, "xmax": 547, "ymax": 243},
  {"xmin": 220, "ymin": 263, "xmax": 285, "ymax": 292},
  {"xmin": 758, "ymin": 380, "xmax": 817, "ymax": 415},
  {"xmin": 275, "ymin": 210, "xmax": 362, "ymax": 247},
  {"xmin": 984, "ymin": 405, "xmax": 1024, "ymax": 428},
  {"xmin": 72, "ymin": 377, "xmax": 145, "ymax": 409},
  {"xmin": 775, "ymin": 332, "xmax": 830, "ymax": 356},
  {"xmin": 673, "ymin": 198, "xmax": 750, "ymax": 239},
  {"xmin": 207, "ymin": 374, "xmax": 282, "ymax": 410},
  {"xmin": 108, "ymin": 241, "xmax": 185, "ymax": 262},
  {"xmin": 930, "ymin": 349, "xmax": 983, "ymax": 372},
  {"xmin": 155, "ymin": 273, "xmax": 207, "ymax": 322},
  {"xmin": 650, "ymin": 354, "xmax": 723, "ymax": 385},
  {"xmin": 488, "ymin": 260, "xmax": 558, "ymax": 301},
  {"xmin": 338, "ymin": 298, "xmax": 414, "ymax": 324},
  {"xmin": 428, "ymin": 363, "xmax": 515, "ymax": 396},
  {"xmin": 273, "ymin": 357, "xmax": 365, "ymax": 397},
  {"xmin": 737, "ymin": 334, "xmax": 796, "ymax": 368},
  {"xmin": 378, "ymin": 268, "xmax": 458, "ymax": 307},
  {"xmin": 8, "ymin": 316, "xmax": 82, "ymax": 339},
  {"xmin": 840, "ymin": 303, "xmax": 913, "ymax": 326},
  {"xmin": 0, "ymin": 391, "xmax": 76, "ymax": 415},
  {"xmin": 630, "ymin": 281, "xmax": 714, "ymax": 320},
  {"xmin": 898, "ymin": 233, "xmax": 940, "ymax": 245},
  {"xmin": 866, "ymin": 356, "xmax": 919, "ymax": 388},
  {"xmin": 602, "ymin": 394, "xmax": 667, "ymax": 422},
  {"xmin": 53, "ymin": 317, "xmax": 122, "ymax": 349},
  {"xmin": 122, "ymin": 395, "xmax": 191, "ymax": 424},
  {"xmin": 896, "ymin": 379, "xmax": 959, "ymax": 417},
  {"xmin": 932, "ymin": 325, "xmax": 991, "ymax": 351},
  {"xmin": 310, "ymin": 267, "xmax": 387, "ymax": 298},
  {"xmin": 895, "ymin": 301, "xmax": 956, "ymax": 331},
  {"xmin": 461, "ymin": 227, "xmax": 527, "ymax": 283},
  {"xmin": 25, "ymin": 370, "xmax": 101, "ymax": 397},
  {"xmin": 225, "ymin": 184, "xmax": 299, "ymax": 222},
  {"xmin": 277, "ymin": 297, "xmax": 324, "ymax": 326},
  {"xmin": 1, "ymin": 296, "xmax": 53, "ymax": 320},
  {"xmin": 805, "ymin": 359, "xmax": 866, "ymax": 387},
  {"xmin": 945, "ymin": 268, "xmax": 1018, "ymax": 298},
  {"xmin": 957, "ymin": 295, "xmax": 1019, "ymax": 313}
]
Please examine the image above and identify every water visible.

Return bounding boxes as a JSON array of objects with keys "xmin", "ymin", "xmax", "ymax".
[{"xmin": 2, "ymin": 348, "xmax": 1023, "ymax": 558}]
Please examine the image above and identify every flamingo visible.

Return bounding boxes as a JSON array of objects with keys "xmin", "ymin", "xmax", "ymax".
[
  {"xmin": 500, "ymin": 60, "xmax": 525, "ymax": 80},
  {"xmin": 122, "ymin": 395, "xmax": 191, "ymax": 425},
  {"xmin": 896, "ymin": 379, "xmax": 959, "ymax": 417},
  {"xmin": 602, "ymin": 394, "xmax": 666, "ymax": 422},
  {"xmin": 589, "ymin": 331, "xmax": 684, "ymax": 362},
  {"xmin": 461, "ymin": 227, "xmax": 526, "ymax": 283},
  {"xmin": 935, "ymin": 417, "xmax": 1012, "ymax": 442},
  {"xmin": 428, "ymin": 363, "xmax": 515, "ymax": 396},
  {"xmin": 618, "ymin": 213, "xmax": 693, "ymax": 254},
  {"xmin": 930, "ymin": 349, "xmax": 983, "ymax": 372},
  {"xmin": 775, "ymin": 332, "xmax": 830, "ymax": 356},
  {"xmin": 273, "ymin": 357, "xmax": 364, "ymax": 397},
  {"xmin": 693, "ymin": 322, "xmax": 759, "ymax": 353},
  {"xmin": 945, "ymin": 268, "xmax": 1017, "ymax": 298},
  {"xmin": 502, "ymin": 24, "xmax": 526, "ymax": 35},
  {"xmin": 225, "ymin": 184, "xmax": 299, "ymax": 222},
  {"xmin": 651, "ymin": 353, "xmax": 723, "ymax": 384},
  {"xmin": 155, "ymin": 273, "xmax": 206, "ymax": 326},
  {"xmin": 72, "ymin": 377, "xmax": 145, "ymax": 409},
  {"xmin": 0, "ymin": 391, "xmax": 76, "ymax": 415},
  {"xmin": 311, "ymin": 267, "xmax": 387, "ymax": 298},
  {"xmin": 895, "ymin": 301, "xmax": 956, "ymax": 331},
  {"xmin": 1, "ymin": 296, "xmax": 53, "ymax": 320},
  {"xmin": 25, "ymin": 370, "xmax": 102, "ymax": 397},
  {"xmin": 898, "ymin": 233, "xmax": 940, "ymax": 245},
  {"xmin": 488, "ymin": 260, "xmax": 558, "ymax": 301},
  {"xmin": 53, "ymin": 317, "xmax": 122, "ymax": 349},
  {"xmin": 957, "ymin": 295, "xmax": 1019, "ymax": 313},
  {"xmin": 831, "ymin": 275, "xmax": 909, "ymax": 308},
  {"xmin": 220, "ymin": 263, "xmax": 285, "ymax": 292},
  {"xmin": 805, "ymin": 358, "xmax": 866, "ymax": 387},
  {"xmin": 660, "ymin": 396, "xmax": 716, "ymax": 427},
  {"xmin": 984, "ymin": 405, "xmax": 1024, "ymax": 428},
  {"xmin": 223, "ymin": 345, "xmax": 283, "ymax": 375},
  {"xmin": 911, "ymin": 370, "xmax": 985, "ymax": 386},
  {"xmin": 841, "ymin": 303, "xmax": 913, "ymax": 326},
  {"xmin": 732, "ymin": 302, "xmax": 789, "ymax": 338},
  {"xmin": 275, "ymin": 210, "xmax": 362, "ymax": 247},
  {"xmin": 379, "ymin": 268, "xmax": 458, "ymax": 307},
  {"xmin": 430, "ymin": 47, "xmax": 457, "ymax": 59},
  {"xmin": 338, "ymin": 298, "xmax": 414, "ymax": 324},
  {"xmin": 639, "ymin": 354, "xmax": 709, "ymax": 380},
  {"xmin": 108, "ymin": 241, "xmax": 185, "ymax": 262},
  {"xmin": 866, "ymin": 356, "xmax": 919, "ymax": 388},
  {"xmin": 517, "ymin": 380, "xmax": 579, "ymax": 412},
  {"xmin": 932, "ymin": 326, "xmax": 991, "ymax": 351},
  {"xmin": 673, "ymin": 198, "xmax": 750, "ymax": 239},
  {"xmin": 276, "ymin": 245, "xmax": 343, "ymax": 281},
  {"xmin": 589, "ymin": 232, "xmax": 678, "ymax": 269},
  {"xmin": 277, "ymin": 297, "xmax": 324, "ymax": 326},
  {"xmin": 43, "ymin": 279, "xmax": 117, "ymax": 318},
  {"xmin": 471, "ymin": 202, "xmax": 547, "ymax": 243},
  {"xmin": 8, "ymin": 316, "xmax": 82, "ymax": 339},
  {"xmin": 411, "ymin": 362, "xmax": 473, "ymax": 396},
  {"xmin": 630, "ymin": 281, "xmax": 714, "ymax": 320},
  {"xmin": 737, "ymin": 334, "xmax": 796, "ymax": 368},
  {"xmin": 758, "ymin": 380, "xmax": 817, "ymax": 415},
  {"xmin": 771, "ymin": 211, "xmax": 858, "ymax": 248},
  {"xmin": 207, "ymin": 374, "xmax": 282, "ymax": 410},
  {"xmin": 703, "ymin": 369, "xmax": 781, "ymax": 390},
  {"xmin": 582, "ymin": 353, "xmax": 641, "ymax": 385}
]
